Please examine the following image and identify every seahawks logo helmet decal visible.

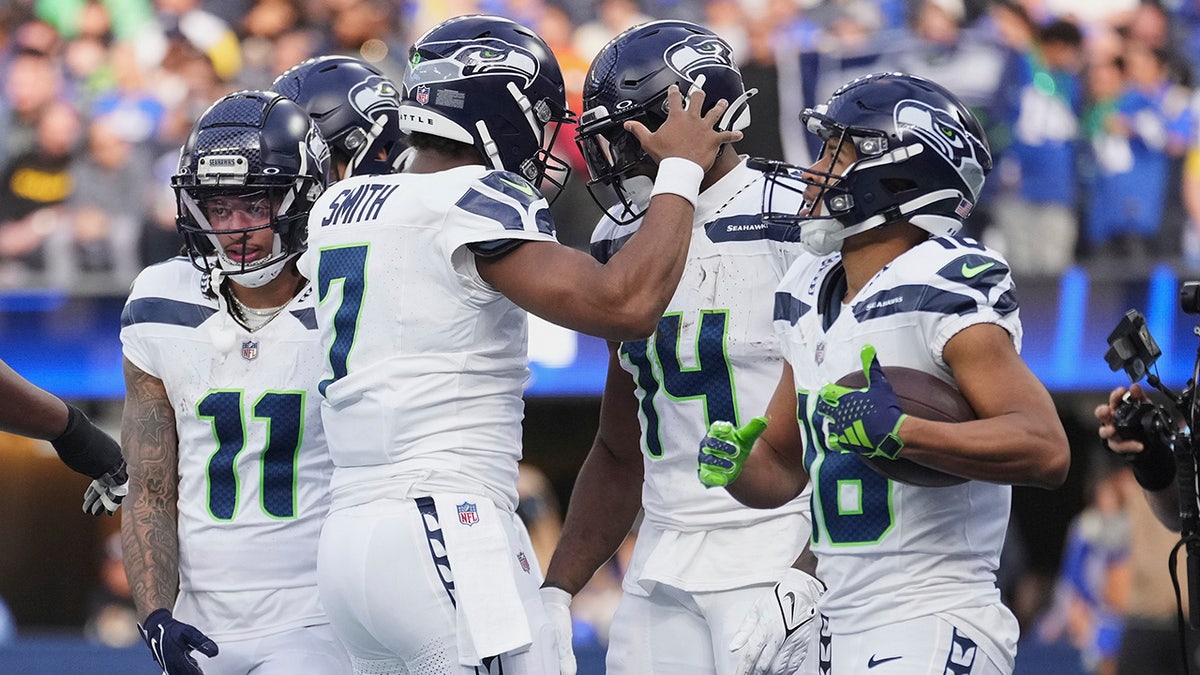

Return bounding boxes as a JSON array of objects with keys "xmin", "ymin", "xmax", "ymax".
[
  {"xmin": 664, "ymin": 34, "xmax": 737, "ymax": 83},
  {"xmin": 895, "ymin": 98, "xmax": 987, "ymax": 199},
  {"xmin": 407, "ymin": 38, "xmax": 539, "ymax": 89}
]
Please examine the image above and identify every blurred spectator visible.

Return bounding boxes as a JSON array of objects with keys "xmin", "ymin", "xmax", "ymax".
[
  {"xmin": 150, "ymin": 0, "xmax": 242, "ymax": 82},
  {"xmin": 68, "ymin": 109, "xmax": 155, "ymax": 288},
  {"xmin": 138, "ymin": 152, "xmax": 184, "ymax": 268},
  {"xmin": 517, "ymin": 463, "xmax": 564, "ymax": 577},
  {"xmin": 0, "ymin": 48, "xmax": 64, "ymax": 166},
  {"xmin": 0, "ymin": 101, "xmax": 81, "ymax": 287},
  {"xmin": 239, "ymin": 0, "xmax": 309, "ymax": 86},
  {"xmin": 989, "ymin": 18, "xmax": 1085, "ymax": 277},
  {"xmin": 82, "ymin": 531, "xmax": 138, "ymax": 648},
  {"xmin": 1115, "ymin": 471, "xmax": 1200, "ymax": 673},
  {"xmin": 91, "ymin": 41, "xmax": 166, "ymax": 152},
  {"xmin": 1084, "ymin": 43, "xmax": 1191, "ymax": 261},
  {"xmin": 573, "ymin": 0, "xmax": 652, "ymax": 59},
  {"xmin": 1036, "ymin": 457, "xmax": 1132, "ymax": 675},
  {"xmin": 1182, "ymin": 124, "xmax": 1200, "ymax": 270},
  {"xmin": 703, "ymin": 0, "xmax": 748, "ymax": 58},
  {"xmin": 515, "ymin": 462, "xmax": 629, "ymax": 651},
  {"xmin": 893, "ymin": 0, "xmax": 1006, "ymax": 125},
  {"xmin": 322, "ymin": 0, "xmax": 405, "ymax": 80},
  {"xmin": 35, "ymin": 0, "xmax": 155, "ymax": 42},
  {"xmin": 538, "ymin": 3, "xmax": 588, "ymax": 120},
  {"xmin": 735, "ymin": 11, "xmax": 784, "ymax": 160}
]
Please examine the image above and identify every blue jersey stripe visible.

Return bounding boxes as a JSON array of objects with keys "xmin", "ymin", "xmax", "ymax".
[
  {"xmin": 290, "ymin": 307, "xmax": 317, "ymax": 330},
  {"xmin": 852, "ymin": 285, "xmax": 978, "ymax": 322},
  {"xmin": 706, "ymin": 214, "xmax": 804, "ymax": 244},
  {"xmin": 478, "ymin": 171, "xmax": 541, "ymax": 207},
  {"xmin": 455, "ymin": 188, "xmax": 526, "ymax": 232},
  {"xmin": 121, "ymin": 297, "xmax": 217, "ymax": 328},
  {"xmin": 774, "ymin": 291, "xmax": 811, "ymax": 325}
]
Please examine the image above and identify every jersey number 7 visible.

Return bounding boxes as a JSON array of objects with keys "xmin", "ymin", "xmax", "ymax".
[{"xmin": 316, "ymin": 244, "xmax": 369, "ymax": 395}]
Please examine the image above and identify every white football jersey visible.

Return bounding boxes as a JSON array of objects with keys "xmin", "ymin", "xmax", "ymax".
[
  {"xmin": 300, "ymin": 165, "xmax": 558, "ymax": 512},
  {"xmin": 120, "ymin": 258, "xmax": 334, "ymax": 633},
  {"xmin": 593, "ymin": 158, "xmax": 812, "ymax": 531},
  {"xmin": 775, "ymin": 236, "xmax": 1021, "ymax": 636}
]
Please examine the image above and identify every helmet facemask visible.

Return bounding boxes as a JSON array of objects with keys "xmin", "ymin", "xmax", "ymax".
[
  {"xmin": 398, "ymin": 18, "xmax": 575, "ymax": 197},
  {"xmin": 759, "ymin": 75, "xmax": 992, "ymax": 256},
  {"xmin": 173, "ymin": 91, "xmax": 330, "ymax": 288},
  {"xmin": 576, "ymin": 20, "xmax": 757, "ymax": 225},
  {"xmin": 176, "ymin": 183, "xmax": 313, "ymax": 288},
  {"xmin": 576, "ymin": 99, "xmax": 657, "ymax": 224}
]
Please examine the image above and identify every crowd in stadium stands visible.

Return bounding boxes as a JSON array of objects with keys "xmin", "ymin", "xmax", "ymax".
[{"xmin": 3, "ymin": 0, "xmax": 1200, "ymax": 290}]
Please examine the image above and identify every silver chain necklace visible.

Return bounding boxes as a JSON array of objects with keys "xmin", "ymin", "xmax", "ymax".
[{"xmin": 228, "ymin": 292, "xmax": 289, "ymax": 331}]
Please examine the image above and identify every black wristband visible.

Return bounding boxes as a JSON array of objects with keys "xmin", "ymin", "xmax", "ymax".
[
  {"xmin": 51, "ymin": 404, "xmax": 123, "ymax": 479},
  {"xmin": 1126, "ymin": 436, "xmax": 1177, "ymax": 492}
]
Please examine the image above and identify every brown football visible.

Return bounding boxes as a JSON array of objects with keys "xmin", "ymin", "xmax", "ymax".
[{"xmin": 834, "ymin": 366, "xmax": 973, "ymax": 487}]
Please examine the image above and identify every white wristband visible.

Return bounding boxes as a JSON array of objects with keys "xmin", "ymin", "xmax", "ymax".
[{"xmin": 650, "ymin": 157, "xmax": 704, "ymax": 209}]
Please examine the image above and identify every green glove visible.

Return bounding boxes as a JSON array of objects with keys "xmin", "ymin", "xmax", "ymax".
[
  {"xmin": 698, "ymin": 417, "xmax": 769, "ymax": 488},
  {"xmin": 815, "ymin": 345, "xmax": 908, "ymax": 460}
]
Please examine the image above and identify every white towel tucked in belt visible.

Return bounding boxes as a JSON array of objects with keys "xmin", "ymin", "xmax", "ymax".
[{"xmin": 432, "ymin": 494, "xmax": 533, "ymax": 666}]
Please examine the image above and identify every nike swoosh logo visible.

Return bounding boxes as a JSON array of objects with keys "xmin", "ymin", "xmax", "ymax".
[
  {"xmin": 867, "ymin": 655, "xmax": 903, "ymax": 668},
  {"xmin": 499, "ymin": 177, "xmax": 536, "ymax": 196},
  {"xmin": 960, "ymin": 261, "xmax": 995, "ymax": 278},
  {"xmin": 782, "ymin": 591, "xmax": 797, "ymax": 622}
]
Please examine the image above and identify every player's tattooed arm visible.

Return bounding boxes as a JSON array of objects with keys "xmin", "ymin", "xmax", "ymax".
[{"xmin": 119, "ymin": 357, "xmax": 182, "ymax": 618}]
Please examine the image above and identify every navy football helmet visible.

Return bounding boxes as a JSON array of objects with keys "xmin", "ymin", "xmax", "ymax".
[
  {"xmin": 576, "ymin": 20, "xmax": 754, "ymax": 223},
  {"xmin": 271, "ymin": 55, "xmax": 406, "ymax": 178},
  {"xmin": 398, "ymin": 14, "xmax": 573, "ymax": 188},
  {"xmin": 173, "ymin": 90, "xmax": 330, "ymax": 287},
  {"xmin": 760, "ymin": 72, "xmax": 992, "ymax": 255}
]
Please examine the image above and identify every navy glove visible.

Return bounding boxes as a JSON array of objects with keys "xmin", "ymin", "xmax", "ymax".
[
  {"xmin": 815, "ymin": 345, "xmax": 908, "ymax": 460},
  {"xmin": 138, "ymin": 608, "xmax": 219, "ymax": 675}
]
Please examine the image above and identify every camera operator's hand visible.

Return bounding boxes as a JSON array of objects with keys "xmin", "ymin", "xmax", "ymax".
[{"xmin": 1095, "ymin": 385, "xmax": 1146, "ymax": 455}]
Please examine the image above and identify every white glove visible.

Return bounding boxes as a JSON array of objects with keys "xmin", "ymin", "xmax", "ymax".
[
  {"xmin": 82, "ymin": 460, "xmax": 129, "ymax": 516},
  {"xmin": 729, "ymin": 568, "xmax": 825, "ymax": 675},
  {"xmin": 540, "ymin": 586, "xmax": 577, "ymax": 675}
]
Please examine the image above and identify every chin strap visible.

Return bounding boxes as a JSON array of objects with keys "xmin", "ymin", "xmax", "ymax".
[
  {"xmin": 475, "ymin": 120, "xmax": 504, "ymax": 171},
  {"xmin": 800, "ymin": 188, "xmax": 966, "ymax": 255},
  {"xmin": 718, "ymin": 87, "xmax": 757, "ymax": 133}
]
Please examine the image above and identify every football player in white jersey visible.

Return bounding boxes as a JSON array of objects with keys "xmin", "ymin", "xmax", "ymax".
[
  {"xmin": 697, "ymin": 72, "xmax": 1070, "ymax": 674},
  {"xmin": 271, "ymin": 55, "xmax": 407, "ymax": 180},
  {"xmin": 542, "ymin": 21, "xmax": 821, "ymax": 675},
  {"xmin": 300, "ymin": 14, "xmax": 741, "ymax": 675},
  {"xmin": 120, "ymin": 90, "xmax": 352, "ymax": 675},
  {"xmin": 0, "ymin": 358, "xmax": 127, "ymax": 515}
]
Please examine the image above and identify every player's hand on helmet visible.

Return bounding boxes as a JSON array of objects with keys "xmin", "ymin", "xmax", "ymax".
[
  {"xmin": 815, "ymin": 345, "xmax": 908, "ymax": 460},
  {"xmin": 698, "ymin": 416, "xmax": 768, "ymax": 488},
  {"xmin": 730, "ymin": 568, "xmax": 825, "ymax": 675},
  {"xmin": 82, "ymin": 459, "xmax": 129, "ymax": 516},
  {"xmin": 138, "ymin": 609, "xmax": 219, "ymax": 675},
  {"xmin": 627, "ymin": 82, "xmax": 742, "ymax": 172},
  {"xmin": 539, "ymin": 586, "xmax": 577, "ymax": 675}
]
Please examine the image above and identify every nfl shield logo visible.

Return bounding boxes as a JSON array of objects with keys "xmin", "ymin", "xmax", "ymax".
[
  {"xmin": 241, "ymin": 340, "xmax": 258, "ymax": 361},
  {"xmin": 814, "ymin": 341, "xmax": 825, "ymax": 365},
  {"xmin": 517, "ymin": 551, "xmax": 530, "ymax": 574},
  {"xmin": 457, "ymin": 501, "xmax": 479, "ymax": 526},
  {"xmin": 416, "ymin": 84, "xmax": 430, "ymax": 105}
]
